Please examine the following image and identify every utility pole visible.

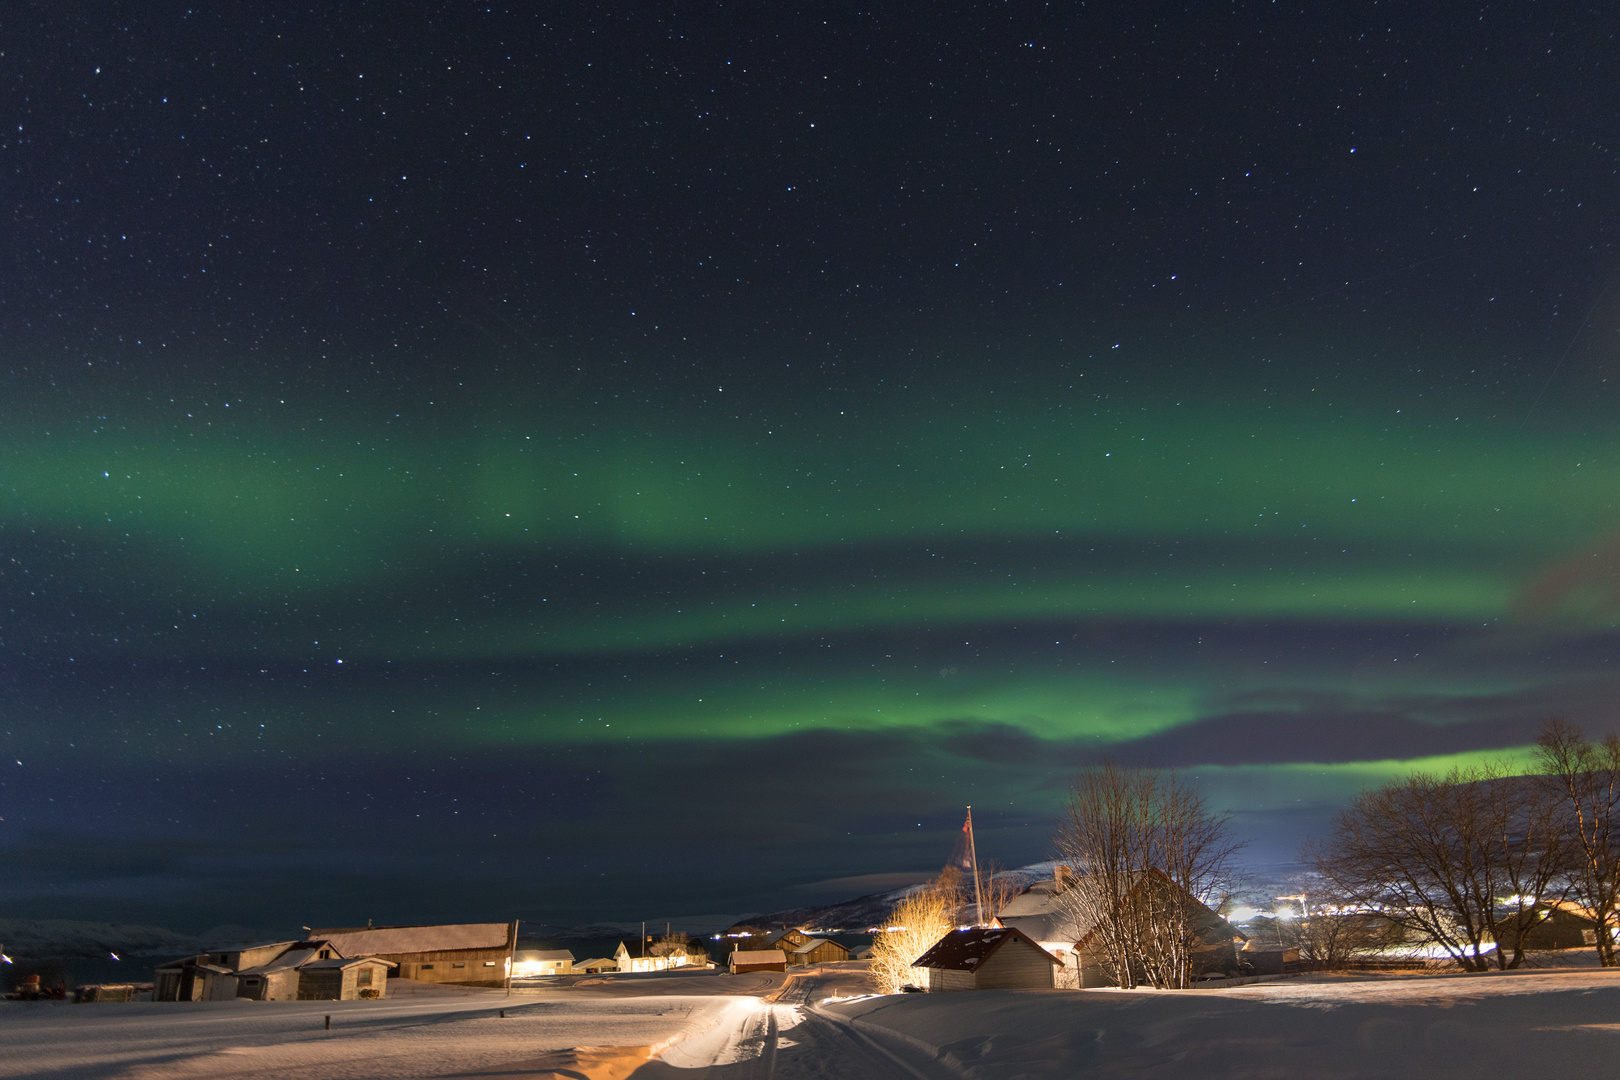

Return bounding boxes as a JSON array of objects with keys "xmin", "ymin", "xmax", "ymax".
[
  {"xmin": 505, "ymin": 919, "xmax": 519, "ymax": 997},
  {"xmin": 966, "ymin": 805, "xmax": 985, "ymax": 927}
]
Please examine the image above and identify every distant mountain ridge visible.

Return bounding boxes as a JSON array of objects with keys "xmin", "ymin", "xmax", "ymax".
[{"xmin": 0, "ymin": 919, "xmax": 268, "ymax": 959}]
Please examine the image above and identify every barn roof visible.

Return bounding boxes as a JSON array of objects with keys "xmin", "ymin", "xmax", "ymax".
[
  {"xmin": 732, "ymin": 949, "xmax": 787, "ymax": 963},
  {"xmin": 912, "ymin": 927, "xmax": 1058, "ymax": 971},
  {"xmin": 518, "ymin": 949, "xmax": 576, "ymax": 962},
  {"xmin": 307, "ymin": 923, "xmax": 512, "ymax": 955},
  {"xmin": 791, "ymin": 938, "xmax": 847, "ymax": 955}
]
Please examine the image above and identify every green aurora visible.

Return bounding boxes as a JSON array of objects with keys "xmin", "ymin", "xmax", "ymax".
[{"xmin": 7, "ymin": 359, "xmax": 1614, "ymax": 772}]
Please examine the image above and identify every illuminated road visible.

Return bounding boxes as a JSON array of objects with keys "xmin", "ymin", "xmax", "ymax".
[{"xmin": 637, "ymin": 965, "xmax": 948, "ymax": 1079}]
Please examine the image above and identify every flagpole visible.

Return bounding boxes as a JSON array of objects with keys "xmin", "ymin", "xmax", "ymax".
[{"xmin": 966, "ymin": 806, "xmax": 984, "ymax": 926}]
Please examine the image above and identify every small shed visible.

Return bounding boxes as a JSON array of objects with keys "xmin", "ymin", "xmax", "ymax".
[
  {"xmin": 729, "ymin": 949, "xmax": 787, "ymax": 974},
  {"xmin": 575, "ymin": 957, "xmax": 618, "ymax": 974},
  {"xmin": 790, "ymin": 938, "xmax": 853, "ymax": 966},
  {"xmin": 295, "ymin": 957, "xmax": 394, "ymax": 1000},
  {"xmin": 152, "ymin": 961, "xmax": 238, "ymax": 1002},
  {"xmin": 911, "ymin": 927, "xmax": 1058, "ymax": 992}
]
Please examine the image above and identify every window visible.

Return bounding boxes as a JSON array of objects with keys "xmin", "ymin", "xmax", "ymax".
[
  {"xmin": 421, "ymin": 964, "xmax": 434, "ymax": 970},
  {"xmin": 452, "ymin": 962, "xmax": 466, "ymax": 969},
  {"xmin": 357, "ymin": 969, "xmax": 373, "ymax": 986},
  {"xmin": 319, "ymin": 950, "xmax": 331, "ymax": 959}
]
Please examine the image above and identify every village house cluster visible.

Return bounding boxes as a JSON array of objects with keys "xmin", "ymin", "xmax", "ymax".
[
  {"xmin": 153, "ymin": 922, "xmax": 518, "ymax": 1001},
  {"xmin": 725, "ymin": 927, "xmax": 854, "ymax": 973},
  {"xmin": 147, "ymin": 921, "xmax": 723, "ymax": 1002}
]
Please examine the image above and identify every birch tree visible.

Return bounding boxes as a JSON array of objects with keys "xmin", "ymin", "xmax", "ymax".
[{"xmin": 1054, "ymin": 762, "xmax": 1241, "ymax": 989}]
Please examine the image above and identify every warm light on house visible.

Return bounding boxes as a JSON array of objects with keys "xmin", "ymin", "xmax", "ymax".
[{"xmin": 511, "ymin": 950, "xmax": 573, "ymax": 977}]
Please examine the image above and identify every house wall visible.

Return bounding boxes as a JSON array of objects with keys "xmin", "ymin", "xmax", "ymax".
[
  {"xmin": 1077, "ymin": 944, "xmax": 1118, "ymax": 988},
  {"xmin": 731, "ymin": 960, "xmax": 786, "ymax": 973},
  {"xmin": 922, "ymin": 966, "xmax": 977, "ymax": 992},
  {"xmin": 237, "ymin": 969, "xmax": 301, "ymax": 1001},
  {"xmin": 202, "ymin": 970, "xmax": 239, "ymax": 1001},
  {"xmin": 298, "ymin": 970, "xmax": 345, "ymax": 1000},
  {"xmin": 390, "ymin": 949, "xmax": 509, "ymax": 985},
  {"xmin": 974, "ymin": 942, "xmax": 1055, "ymax": 990},
  {"xmin": 797, "ymin": 941, "xmax": 851, "ymax": 965},
  {"xmin": 152, "ymin": 970, "xmax": 183, "ymax": 1002},
  {"xmin": 1044, "ymin": 948, "xmax": 1080, "ymax": 989},
  {"xmin": 1518, "ymin": 912, "xmax": 1597, "ymax": 951},
  {"xmin": 353, "ymin": 962, "xmax": 387, "ymax": 997}
]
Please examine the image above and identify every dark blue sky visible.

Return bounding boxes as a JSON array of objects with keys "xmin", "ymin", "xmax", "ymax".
[{"xmin": 3, "ymin": 1, "xmax": 1618, "ymax": 933}]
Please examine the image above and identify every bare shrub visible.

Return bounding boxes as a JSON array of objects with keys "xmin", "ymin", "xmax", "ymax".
[{"xmin": 867, "ymin": 879, "xmax": 958, "ymax": 994}]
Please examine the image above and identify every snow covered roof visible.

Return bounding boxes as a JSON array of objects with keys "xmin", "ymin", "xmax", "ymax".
[
  {"xmin": 791, "ymin": 938, "xmax": 847, "ymax": 955},
  {"xmin": 517, "ymin": 950, "xmax": 575, "ymax": 962},
  {"xmin": 299, "ymin": 956, "xmax": 396, "ymax": 970},
  {"xmin": 998, "ymin": 879, "xmax": 1087, "ymax": 946},
  {"xmin": 307, "ymin": 923, "xmax": 512, "ymax": 956},
  {"xmin": 912, "ymin": 927, "xmax": 1058, "ymax": 971},
  {"xmin": 731, "ymin": 949, "xmax": 787, "ymax": 964}
]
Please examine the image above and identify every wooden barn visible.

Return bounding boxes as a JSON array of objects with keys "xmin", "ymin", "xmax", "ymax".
[
  {"xmin": 788, "ymin": 937, "xmax": 852, "ymax": 966},
  {"xmin": 762, "ymin": 928, "xmax": 815, "ymax": 952},
  {"xmin": 729, "ymin": 948, "xmax": 787, "ymax": 973},
  {"xmin": 1497, "ymin": 900, "xmax": 1610, "ymax": 951},
  {"xmin": 295, "ymin": 957, "xmax": 394, "ymax": 1000},
  {"xmin": 911, "ymin": 927, "xmax": 1058, "ymax": 992},
  {"xmin": 307, "ymin": 923, "xmax": 516, "ymax": 986}
]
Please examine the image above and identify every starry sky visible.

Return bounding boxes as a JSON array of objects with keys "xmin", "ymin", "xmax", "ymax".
[{"xmin": 3, "ymin": 2, "xmax": 1619, "ymax": 933}]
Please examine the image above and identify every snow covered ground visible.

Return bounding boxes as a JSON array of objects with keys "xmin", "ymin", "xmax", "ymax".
[
  {"xmin": 828, "ymin": 967, "xmax": 1620, "ymax": 1079},
  {"xmin": 9, "ymin": 965, "xmax": 1620, "ymax": 1078},
  {"xmin": 2, "ymin": 984, "xmax": 735, "ymax": 1080}
]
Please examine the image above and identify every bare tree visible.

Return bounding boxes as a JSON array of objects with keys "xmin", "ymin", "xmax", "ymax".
[
  {"xmin": 1535, "ymin": 719, "xmax": 1620, "ymax": 966},
  {"xmin": 1256, "ymin": 882, "xmax": 1398, "ymax": 969},
  {"xmin": 978, "ymin": 862, "xmax": 1024, "ymax": 924},
  {"xmin": 1054, "ymin": 761, "xmax": 1242, "ymax": 989},
  {"xmin": 867, "ymin": 878, "xmax": 958, "ymax": 994},
  {"xmin": 1308, "ymin": 762, "xmax": 1566, "ymax": 971},
  {"xmin": 648, "ymin": 931, "xmax": 691, "ymax": 958}
]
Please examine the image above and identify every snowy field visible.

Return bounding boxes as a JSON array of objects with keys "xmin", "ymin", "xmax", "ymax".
[
  {"xmin": 8, "ymin": 966, "xmax": 1620, "ymax": 1078},
  {"xmin": 1, "ymin": 987, "xmax": 739, "ymax": 1080},
  {"xmin": 829, "ymin": 967, "xmax": 1620, "ymax": 1079}
]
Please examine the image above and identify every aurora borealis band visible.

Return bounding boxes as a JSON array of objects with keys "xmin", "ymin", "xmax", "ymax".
[{"xmin": 4, "ymin": 3, "xmax": 1619, "ymax": 931}]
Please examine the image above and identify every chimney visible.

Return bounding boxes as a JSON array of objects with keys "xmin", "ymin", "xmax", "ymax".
[{"xmin": 1054, "ymin": 865, "xmax": 1072, "ymax": 889}]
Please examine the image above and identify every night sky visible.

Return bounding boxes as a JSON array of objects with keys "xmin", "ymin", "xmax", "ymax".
[{"xmin": 4, "ymin": 2, "xmax": 1619, "ymax": 933}]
